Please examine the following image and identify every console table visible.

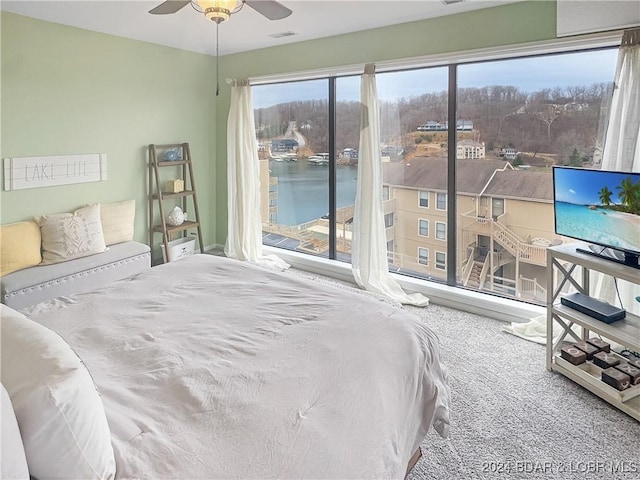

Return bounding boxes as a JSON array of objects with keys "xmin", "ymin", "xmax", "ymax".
[{"xmin": 546, "ymin": 243, "xmax": 640, "ymax": 421}]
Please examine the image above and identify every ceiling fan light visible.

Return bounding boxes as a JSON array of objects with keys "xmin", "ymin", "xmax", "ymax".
[{"xmin": 196, "ymin": 0, "xmax": 239, "ymax": 23}]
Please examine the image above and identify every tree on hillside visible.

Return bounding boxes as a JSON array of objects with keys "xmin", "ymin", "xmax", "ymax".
[
  {"xmin": 531, "ymin": 104, "xmax": 561, "ymax": 143},
  {"xmin": 253, "ymin": 81, "xmax": 611, "ymax": 164},
  {"xmin": 569, "ymin": 148, "xmax": 582, "ymax": 167}
]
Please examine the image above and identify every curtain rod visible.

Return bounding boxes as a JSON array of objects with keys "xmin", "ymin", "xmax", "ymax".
[{"xmin": 621, "ymin": 28, "xmax": 640, "ymax": 47}]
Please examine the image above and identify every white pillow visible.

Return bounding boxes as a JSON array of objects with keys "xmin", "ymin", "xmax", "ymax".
[
  {"xmin": 0, "ymin": 304, "xmax": 116, "ymax": 480},
  {"xmin": 100, "ymin": 199, "xmax": 135, "ymax": 245},
  {"xmin": 1, "ymin": 383, "xmax": 29, "ymax": 480},
  {"xmin": 36, "ymin": 204, "xmax": 107, "ymax": 265}
]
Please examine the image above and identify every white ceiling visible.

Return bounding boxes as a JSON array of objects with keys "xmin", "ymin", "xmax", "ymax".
[{"xmin": 1, "ymin": 0, "xmax": 526, "ymax": 56}]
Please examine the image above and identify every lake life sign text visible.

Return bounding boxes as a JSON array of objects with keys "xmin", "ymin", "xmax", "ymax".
[{"xmin": 3, "ymin": 153, "xmax": 107, "ymax": 190}]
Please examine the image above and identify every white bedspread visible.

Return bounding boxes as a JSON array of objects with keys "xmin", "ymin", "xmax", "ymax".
[{"xmin": 24, "ymin": 254, "xmax": 450, "ymax": 479}]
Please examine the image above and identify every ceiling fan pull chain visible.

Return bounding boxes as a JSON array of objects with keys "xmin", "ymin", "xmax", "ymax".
[{"xmin": 216, "ymin": 22, "xmax": 220, "ymax": 96}]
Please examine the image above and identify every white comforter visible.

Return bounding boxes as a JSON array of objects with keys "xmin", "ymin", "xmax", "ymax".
[{"xmin": 25, "ymin": 254, "xmax": 450, "ymax": 479}]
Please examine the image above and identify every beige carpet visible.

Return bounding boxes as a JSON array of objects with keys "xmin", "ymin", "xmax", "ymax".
[{"xmin": 284, "ymin": 267, "xmax": 640, "ymax": 480}]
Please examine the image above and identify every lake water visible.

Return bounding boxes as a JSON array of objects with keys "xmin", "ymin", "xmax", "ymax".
[
  {"xmin": 270, "ymin": 160, "xmax": 358, "ymax": 225},
  {"xmin": 555, "ymin": 201, "xmax": 640, "ymax": 251}
]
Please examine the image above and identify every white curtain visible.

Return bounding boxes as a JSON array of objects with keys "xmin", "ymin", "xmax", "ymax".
[
  {"xmin": 593, "ymin": 27, "xmax": 640, "ymax": 316},
  {"xmin": 225, "ymin": 80, "xmax": 289, "ymax": 271},
  {"xmin": 599, "ymin": 28, "xmax": 640, "ymax": 173},
  {"xmin": 352, "ymin": 64, "xmax": 429, "ymax": 307}
]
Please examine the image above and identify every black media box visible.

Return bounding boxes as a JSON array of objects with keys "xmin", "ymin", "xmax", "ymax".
[{"xmin": 560, "ymin": 292, "xmax": 626, "ymax": 324}]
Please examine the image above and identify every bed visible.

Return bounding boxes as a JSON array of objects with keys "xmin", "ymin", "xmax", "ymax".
[{"xmin": 2, "ymin": 254, "xmax": 450, "ymax": 479}]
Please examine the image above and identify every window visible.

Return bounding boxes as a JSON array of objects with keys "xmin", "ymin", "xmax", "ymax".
[
  {"xmin": 255, "ymin": 45, "xmax": 617, "ymax": 306},
  {"xmin": 253, "ymin": 78, "xmax": 330, "ymax": 258},
  {"xmin": 418, "ymin": 247, "xmax": 429, "ymax": 265},
  {"xmin": 378, "ymin": 66, "xmax": 449, "ymax": 283},
  {"xmin": 384, "ymin": 213, "xmax": 394, "ymax": 228},
  {"xmin": 456, "ymin": 48, "xmax": 616, "ymax": 304},
  {"xmin": 387, "ymin": 240, "xmax": 394, "ymax": 262},
  {"xmin": 491, "ymin": 198, "xmax": 504, "ymax": 221},
  {"xmin": 418, "ymin": 219, "xmax": 429, "ymax": 237},
  {"xmin": 419, "ymin": 191, "xmax": 429, "ymax": 208}
]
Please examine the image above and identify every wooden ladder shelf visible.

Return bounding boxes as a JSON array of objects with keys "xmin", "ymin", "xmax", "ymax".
[{"xmin": 148, "ymin": 143, "xmax": 204, "ymax": 262}]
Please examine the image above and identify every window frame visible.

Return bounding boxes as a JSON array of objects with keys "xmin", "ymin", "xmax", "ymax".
[
  {"xmin": 435, "ymin": 251, "xmax": 446, "ymax": 270},
  {"xmin": 418, "ymin": 247, "xmax": 429, "ymax": 266},
  {"xmin": 436, "ymin": 192, "xmax": 447, "ymax": 211},
  {"xmin": 384, "ymin": 212, "xmax": 394, "ymax": 228},
  {"xmin": 383, "ymin": 185, "xmax": 390, "ymax": 201},
  {"xmin": 435, "ymin": 221, "xmax": 447, "ymax": 241},
  {"xmin": 419, "ymin": 190, "xmax": 429, "ymax": 208},
  {"xmin": 254, "ymin": 34, "xmax": 620, "ymax": 306},
  {"xmin": 418, "ymin": 218, "xmax": 429, "ymax": 238}
]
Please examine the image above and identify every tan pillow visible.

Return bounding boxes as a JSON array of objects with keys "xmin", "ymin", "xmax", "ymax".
[
  {"xmin": 100, "ymin": 200, "xmax": 135, "ymax": 246},
  {"xmin": 36, "ymin": 204, "xmax": 107, "ymax": 265},
  {"xmin": 0, "ymin": 221, "xmax": 42, "ymax": 276}
]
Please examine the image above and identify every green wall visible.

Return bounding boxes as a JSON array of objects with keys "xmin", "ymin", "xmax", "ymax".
[
  {"xmin": 1, "ymin": 1, "xmax": 559, "ymax": 249},
  {"xmin": 214, "ymin": 0, "xmax": 557, "ymax": 244},
  {"xmin": 1, "ymin": 12, "xmax": 217, "ymax": 253}
]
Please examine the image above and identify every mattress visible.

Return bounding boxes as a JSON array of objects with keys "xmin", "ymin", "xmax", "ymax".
[{"xmin": 24, "ymin": 254, "xmax": 450, "ymax": 479}]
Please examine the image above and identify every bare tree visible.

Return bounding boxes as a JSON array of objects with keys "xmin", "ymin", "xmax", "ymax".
[{"xmin": 532, "ymin": 104, "xmax": 561, "ymax": 143}]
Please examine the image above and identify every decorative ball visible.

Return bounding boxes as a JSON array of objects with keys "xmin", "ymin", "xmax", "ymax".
[
  {"xmin": 166, "ymin": 206, "xmax": 186, "ymax": 226},
  {"xmin": 163, "ymin": 148, "xmax": 180, "ymax": 161}
]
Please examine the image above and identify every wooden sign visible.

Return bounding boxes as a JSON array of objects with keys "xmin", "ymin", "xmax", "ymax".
[{"xmin": 3, "ymin": 153, "xmax": 107, "ymax": 191}]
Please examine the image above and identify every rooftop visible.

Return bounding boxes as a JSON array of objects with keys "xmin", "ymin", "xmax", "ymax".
[{"xmin": 383, "ymin": 157, "xmax": 512, "ymax": 195}]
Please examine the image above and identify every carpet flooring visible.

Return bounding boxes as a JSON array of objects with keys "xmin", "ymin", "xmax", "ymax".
[{"xmin": 285, "ymin": 267, "xmax": 640, "ymax": 480}]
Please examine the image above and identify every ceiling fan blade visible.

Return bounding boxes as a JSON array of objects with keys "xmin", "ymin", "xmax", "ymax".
[
  {"xmin": 149, "ymin": 0, "xmax": 192, "ymax": 15},
  {"xmin": 244, "ymin": 0, "xmax": 292, "ymax": 20}
]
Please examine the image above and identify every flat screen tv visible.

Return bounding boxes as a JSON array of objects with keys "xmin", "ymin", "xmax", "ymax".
[{"xmin": 553, "ymin": 166, "xmax": 640, "ymax": 269}]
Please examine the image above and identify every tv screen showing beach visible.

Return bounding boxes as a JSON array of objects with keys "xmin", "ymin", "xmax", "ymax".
[{"xmin": 553, "ymin": 167, "xmax": 640, "ymax": 254}]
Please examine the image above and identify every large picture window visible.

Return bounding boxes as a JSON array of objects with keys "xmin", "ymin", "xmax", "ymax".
[
  {"xmin": 255, "ymin": 46, "xmax": 617, "ymax": 305},
  {"xmin": 456, "ymin": 48, "xmax": 616, "ymax": 303}
]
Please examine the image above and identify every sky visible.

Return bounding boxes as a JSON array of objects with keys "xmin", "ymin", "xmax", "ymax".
[
  {"xmin": 553, "ymin": 168, "xmax": 639, "ymax": 205},
  {"xmin": 252, "ymin": 49, "xmax": 618, "ymax": 108}
]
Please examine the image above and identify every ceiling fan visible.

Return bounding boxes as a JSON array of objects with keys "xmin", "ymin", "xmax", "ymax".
[
  {"xmin": 149, "ymin": 1, "xmax": 292, "ymax": 96},
  {"xmin": 149, "ymin": 0, "xmax": 293, "ymax": 24}
]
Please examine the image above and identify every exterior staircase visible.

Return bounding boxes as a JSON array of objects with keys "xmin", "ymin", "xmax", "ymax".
[
  {"xmin": 466, "ymin": 261, "xmax": 484, "ymax": 288},
  {"xmin": 462, "ymin": 213, "xmax": 547, "ymax": 266}
]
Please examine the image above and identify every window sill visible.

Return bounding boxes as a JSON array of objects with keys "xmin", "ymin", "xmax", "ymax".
[{"xmin": 264, "ymin": 245, "xmax": 545, "ymax": 324}]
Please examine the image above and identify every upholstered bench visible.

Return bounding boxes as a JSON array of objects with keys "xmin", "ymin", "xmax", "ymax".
[
  {"xmin": 1, "ymin": 200, "xmax": 151, "ymax": 310},
  {"xmin": 1, "ymin": 241, "xmax": 150, "ymax": 309}
]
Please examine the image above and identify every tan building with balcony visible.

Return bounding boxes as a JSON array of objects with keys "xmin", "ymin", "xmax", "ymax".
[
  {"xmin": 456, "ymin": 139, "xmax": 485, "ymax": 159},
  {"xmin": 383, "ymin": 157, "xmax": 558, "ymax": 302}
]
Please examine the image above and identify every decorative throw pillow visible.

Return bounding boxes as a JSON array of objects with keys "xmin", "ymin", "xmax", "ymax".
[
  {"xmin": 36, "ymin": 204, "xmax": 107, "ymax": 265},
  {"xmin": 0, "ymin": 221, "xmax": 42, "ymax": 276},
  {"xmin": 1, "ymin": 383, "xmax": 29, "ymax": 480},
  {"xmin": 100, "ymin": 199, "xmax": 135, "ymax": 245},
  {"xmin": 0, "ymin": 304, "xmax": 116, "ymax": 480}
]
